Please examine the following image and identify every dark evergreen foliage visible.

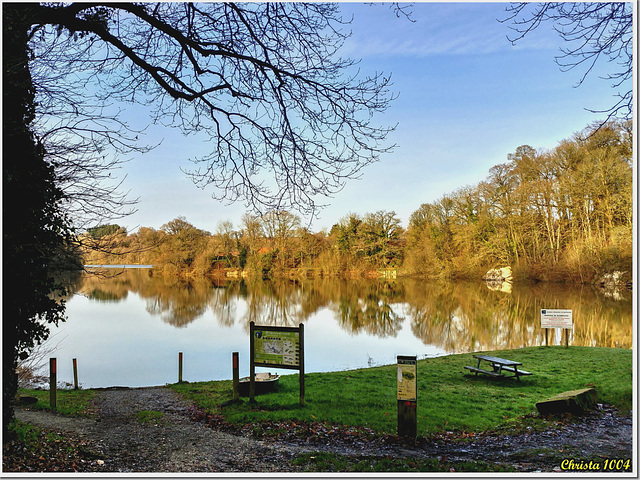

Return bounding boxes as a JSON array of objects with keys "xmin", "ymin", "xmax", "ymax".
[{"xmin": 2, "ymin": 4, "xmax": 73, "ymax": 435}]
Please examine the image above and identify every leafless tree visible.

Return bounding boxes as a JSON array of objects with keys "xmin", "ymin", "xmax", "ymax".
[
  {"xmin": 30, "ymin": 31, "xmax": 153, "ymax": 231},
  {"xmin": 26, "ymin": 3, "xmax": 398, "ymax": 221},
  {"xmin": 16, "ymin": 333, "xmax": 66, "ymax": 389},
  {"xmin": 501, "ymin": 2, "xmax": 633, "ymax": 122}
]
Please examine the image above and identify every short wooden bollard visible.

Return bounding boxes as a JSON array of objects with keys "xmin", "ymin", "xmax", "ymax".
[
  {"xmin": 73, "ymin": 358, "xmax": 79, "ymax": 390},
  {"xmin": 232, "ymin": 352, "xmax": 240, "ymax": 402},
  {"xmin": 49, "ymin": 358, "xmax": 57, "ymax": 410},
  {"xmin": 178, "ymin": 352, "xmax": 184, "ymax": 383}
]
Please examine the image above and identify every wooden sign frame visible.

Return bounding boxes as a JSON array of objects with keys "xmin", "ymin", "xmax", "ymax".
[{"xmin": 249, "ymin": 321, "xmax": 305, "ymax": 405}]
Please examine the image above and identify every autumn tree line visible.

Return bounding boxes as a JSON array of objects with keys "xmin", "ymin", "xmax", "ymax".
[{"xmin": 82, "ymin": 121, "xmax": 633, "ymax": 284}]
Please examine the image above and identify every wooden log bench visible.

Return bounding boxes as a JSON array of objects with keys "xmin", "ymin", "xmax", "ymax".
[{"xmin": 536, "ymin": 388, "xmax": 597, "ymax": 415}]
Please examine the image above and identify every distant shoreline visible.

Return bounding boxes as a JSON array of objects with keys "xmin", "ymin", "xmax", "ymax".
[{"xmin": 83, "ymin": 264, "xmax": 153, "ymax": 269}]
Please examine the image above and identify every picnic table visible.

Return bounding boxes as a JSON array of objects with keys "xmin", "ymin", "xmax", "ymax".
[{"xmin": 464, "ymin": 354, "xmax": 532, "ymax": 381}]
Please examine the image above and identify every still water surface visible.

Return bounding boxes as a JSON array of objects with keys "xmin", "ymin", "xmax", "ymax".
[{"xmin": 43, "ymin": 270, "xmax": 632, "ymax": 388}]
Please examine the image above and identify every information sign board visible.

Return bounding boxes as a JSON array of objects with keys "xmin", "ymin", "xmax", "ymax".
[
  {"xmin": 249, "ymin": 322, "xmax": 305, "ymax": 405},
  {"xmin": 253, "ymin": 328, "xmax": 300, "ymax": 367},
  {"xmin": 541, "ymin": 309, "xmax": 573, "ymax": 329},
  {"xmin": 397, "ymin": 356, "xmax": 417, "ymax": 401}
]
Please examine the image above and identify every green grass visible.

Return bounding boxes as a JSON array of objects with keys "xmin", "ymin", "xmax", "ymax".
[
  {"xmin": 170, "ymin": 346, "xmax": 632, "ymax": 437},
  {"xmin": 7, "ymin": 420, "xmax": 46, "ymax": 447},
  {"xmin": 135, "ymin": 410, "xmax": 165, "ymax": 424},
  {"xmin": 16, "ymin": 388, "xmax": 96, "ymax": 417},
  {"xmin": 6, "ymin": 419, "xmax": 66, "ymax": 448}
]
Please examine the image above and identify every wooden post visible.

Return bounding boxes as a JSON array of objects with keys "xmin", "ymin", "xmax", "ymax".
[
  {"xmin": 178, "ymin": 352, "xmax": 183, "ymax": 383},
  {"xmin": 249, "ymin": 322, "xmax": 256, "ymax": 403},
  {"xmin": 398, "ymin": 400, "xmax": 417, "ymax": 438},
  {"xmin": 49, "ymin": 358, "xmax": 57, "ymax": 410},
  {"xmin": 299, "ymin": 323, "xmax": 305, "ymax": 407},
  {"xmin": 232, "ymin": 352, "xmax": 240, "ymax": 402},
  {"xmin": 73, "ymin": 358, "xmax": 79, "ymax": 390},
  {"xmin": 544, "ymin": 328, "xmax": 549, "ymax": 346}
]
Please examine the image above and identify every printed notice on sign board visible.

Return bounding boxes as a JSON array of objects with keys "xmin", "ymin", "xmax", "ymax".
[
  {"xmin": 397, "ymin": 356, "xmax": 417, "ymax": 401},
  {"xmin": 541, "ymin": 309, "xmax": 573, "ymax": 329},
  {"xmin": 254, "ymin": 329, "xmax": 300, "ymax": 367}
]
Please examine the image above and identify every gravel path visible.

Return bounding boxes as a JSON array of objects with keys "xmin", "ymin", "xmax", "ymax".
[
  {"xmin": 387, "ymin": 404, "xmax": 633, "ymax": 472},
  {"xmin": 16, "ymin": 387, "xmax": 301, "ymax": 473},
  {"xmin": 14, "ymin": 386, "xmax": 633, "ymax": 473}
]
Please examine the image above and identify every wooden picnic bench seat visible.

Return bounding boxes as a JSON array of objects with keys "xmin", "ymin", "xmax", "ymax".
[
  {"xmin": 464, "ymin": 366, "xmax": 503, "ymax": 377},
  {"xmin": 500, "ymin": 366, "xmax": 532, "ymax": 376}
]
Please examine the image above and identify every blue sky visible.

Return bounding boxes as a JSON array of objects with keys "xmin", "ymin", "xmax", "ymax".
[{"xmin": 115, "ymin": 2, "xmax": 629, "ymax": 234}]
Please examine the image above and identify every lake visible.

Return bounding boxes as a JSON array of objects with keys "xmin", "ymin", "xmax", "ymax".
[{"xmin": 40, "ymin": 269, "xmax": 632, "ymax": 388}]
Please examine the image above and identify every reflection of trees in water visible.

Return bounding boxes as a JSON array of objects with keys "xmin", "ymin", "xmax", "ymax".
[
  {"xmin": 72, "ymin": 272, "xmax": 632, "ymax": 350},
  {"xmin": 208, "ymin": 286, "xmax": 238, "ymax": 327},
  {"xmin": 55, "ymin": 270, "xmax": 86, "ymax": 301},
  {"xmin": 405, "ymin": 281, "xmax": 543, "ymax": 353},
  {"xmin": 332, "ymin": 282, "xmax": 404, "ymax": 338},
  {"xmin": 74, "ymin": 269, "xmax": 144, "ymax": 302},
  {"xmin": 562, "ymin": 286, "xmax": 632, "ymax": 349},
  {"xmin": 78, "ymin": 268, "xmax": 153, "ymax": 288},
  {"xmin": 78, "ymin": 271, "xmax": 218, "ymax": 327},
  {"xmin": 86, "ymin": 288, "xmax": 127, "ymax": 302},
  {"xmin": 146, "ymin": 296, "xmax": 206, "ymax": 328},
  {"xmin": 142, "ymin": 277, "xmax": 213, "ymax": 327},
  {"xmin": 235, "ymin": 280, "xmax": 323, "ymax": 332},
  {"xmin": 404, "ymin": 279, "xmax": 632, "ymax": 352}
]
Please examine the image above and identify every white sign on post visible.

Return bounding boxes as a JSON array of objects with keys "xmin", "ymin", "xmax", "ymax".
[{"xmin": 541, "ymin": 309, "xmax": 573, "ymax": 329}]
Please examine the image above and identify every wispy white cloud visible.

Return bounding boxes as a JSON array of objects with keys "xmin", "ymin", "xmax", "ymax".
[{"xmin": 340, "ymin": 3, "xmax": 559, "ymax": 58}]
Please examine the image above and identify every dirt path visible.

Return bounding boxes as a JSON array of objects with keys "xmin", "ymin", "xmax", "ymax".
[
  {"xmin": 16, "ymin": 387, "xmax": 301, "ymax": 473},
  {"xmin": 14, "ymin": 386, "xmax": 633, "ymax": 473}
]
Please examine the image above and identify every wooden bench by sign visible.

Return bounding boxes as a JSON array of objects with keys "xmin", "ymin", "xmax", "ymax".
[{"xmin": 249, "ymin": 321, "xmax": 305, "ymax": 405}]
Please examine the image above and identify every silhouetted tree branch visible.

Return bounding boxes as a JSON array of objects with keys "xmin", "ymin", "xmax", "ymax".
[
  {"xmin": 28, "ymin": 2, "xmax": 397, "ymax": 218},
  {"xmin": 501, "ymin": 2, "xmax": 633, "ymax": 122}
]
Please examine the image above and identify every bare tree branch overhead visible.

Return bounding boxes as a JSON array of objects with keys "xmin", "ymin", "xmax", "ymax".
[
  {"xmin": 27, "ymin": 2, "xmax": 398, "ymax": 219},
  {"xmin": 3, "ymin": 3, "xmax": 401, "ymax": 429},
  {"xmin": 501, "ymin": 2, "xmax": 633, "ymax": 122}
]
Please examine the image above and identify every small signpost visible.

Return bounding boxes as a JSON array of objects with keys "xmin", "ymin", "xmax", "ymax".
[
  {"xmin": 397, "ymin": 355, "xmax": 417, "ymax": 438},
  {"xmin": 541, "ymin": 309, "xmax": 573, "ymax": 347},
  {"xmin": 232, "ymin": 352, "xmax": 240, "ymax": 402},
  {"xmin": 73, "ymin": 358, "xmax": 79, "ymax": 390},
  {"xmin": 249, "ymin": 322, "xmax": 305, "ymax": 405},
  {"xmin": 49, "ymin": 358, "xmax": 57, "ymax": 410}
]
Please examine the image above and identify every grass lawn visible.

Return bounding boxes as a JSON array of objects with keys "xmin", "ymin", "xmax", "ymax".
[
  {"xmin": 15, "ymin": 388, "xmax": 96, "ymax": 417},
  {"xmin": 10, "ymin": 346, "xmax": 632, "ymax": 473},
  {"xmin": 170, "ymin": 346, "xmax": 632, "ymax": 437}
]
